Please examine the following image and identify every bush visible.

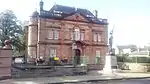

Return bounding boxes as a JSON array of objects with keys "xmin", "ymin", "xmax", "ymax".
[{"xmin": 117, "ymin": 56, "xmax": 123, "ymax": 62}]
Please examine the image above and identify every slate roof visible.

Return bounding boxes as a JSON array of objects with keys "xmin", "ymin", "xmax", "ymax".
[{"xmin": 37, "ymin": 4, "xmax": 108, "ymax": 25}]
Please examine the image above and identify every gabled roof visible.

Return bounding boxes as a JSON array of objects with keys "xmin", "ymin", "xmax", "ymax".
[
  {"xmin": 64, "ymin": 13, "xmax": 89, "ymax": 22},
  {"xmin": 38, "ymin": 4, "xmax": 108, "ymax": 25}
]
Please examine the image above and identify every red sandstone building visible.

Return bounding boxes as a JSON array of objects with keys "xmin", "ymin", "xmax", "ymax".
[{"xmin": 25, "ymin": 0, "xmax": 108, "ymax": 65}]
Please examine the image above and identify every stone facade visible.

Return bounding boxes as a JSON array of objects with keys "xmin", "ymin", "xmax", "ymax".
[
  {"xmin": 0, "ymin": 46, "xmax": 12, "ymax": 80},
  {"xmin": 25, "ymin": 2, "xmax": 108, "ymax": 65}
]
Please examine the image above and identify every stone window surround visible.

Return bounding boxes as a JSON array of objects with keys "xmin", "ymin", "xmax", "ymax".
[
  {"xmin": 70, "ymin": 29, "xmax": 85, "ymax": 41},
  {"xmin": 47, "ymin": 28, "xmax": 60, "ymax": 40},
  {"xmin": 93, "ymin": 32, "xmax": 102, "ymax": 42},
  {"xmin": 49, "ymin": 47, "xmax": 57, "ymax": 57}
]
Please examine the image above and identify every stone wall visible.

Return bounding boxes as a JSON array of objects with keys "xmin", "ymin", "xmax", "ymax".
[
  {"xmin": 0, "ymin": 48, "xmax": 12, "ymax": 80},
  {"xmin": 12, "ymin": 65, "xmax": 87, "ymax": 78}
]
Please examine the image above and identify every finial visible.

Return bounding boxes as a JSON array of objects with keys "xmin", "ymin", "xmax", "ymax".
[{"xmin": 3, "ymin": 40, "xmax": 12, "ymax": 49}]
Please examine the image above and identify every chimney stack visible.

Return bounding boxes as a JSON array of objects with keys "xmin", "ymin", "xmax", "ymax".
[
  {"xmin": 39, "ymin": 0, "xmax": 44, "ymax": 12},
  {"xmin": 94, "ymin": 10, "xmax": 98, "ymax": 18}
]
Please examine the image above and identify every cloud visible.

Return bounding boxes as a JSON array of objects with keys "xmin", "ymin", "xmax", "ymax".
[{"xmin": 113, "ymin": 16, "xmax": 150, "ymax": 45}]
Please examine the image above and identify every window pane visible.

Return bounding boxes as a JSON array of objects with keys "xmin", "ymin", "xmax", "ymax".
[
  {"xmin": 96, "ymin": 50, "xmax": 100, "ymax": 57},
  {"xmin": 74, "ymin": 31, "xmax": 77, "ymax": 40},
  {"xmin": 47, "ymin": 30, "xmax": 53, "ymax": 39},
  {"xmin": 81, "ymin": 32, "xmax": 84, "ymax": 41},
  {"xmin": 77, "ymin": 31, "xmax": 80, "ymax": 40},
  {"xmin": 50, "ymin": 48, "xmax": 56, "ymax": 57},
  {"xmin": 54, "ymin": 30, "xmax": 59, "ymax": 40},
  {"xmin": 71, "ymin": 31, "xmax": 74, "ymax": 40},
  {"xmin": 98, "ymin": 34, "xmax": 101, "ymax": 42},
  {"xmin": 75, "ymin": 31, "xmax": 80, "ymax": 40},
  {"xmin": 74, "ymin": 29, "xmax": 80, "ymax": 40},
  {"xmin": 93, "ymin": 33, "xmax": 97, "ymax": 42},
  {"xmin": 75, "ymin": 31, "xmax": 79, "ymax": 40}
]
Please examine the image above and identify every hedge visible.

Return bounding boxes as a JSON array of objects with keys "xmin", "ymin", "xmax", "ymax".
[{"xmin": 117, "ymin": 56, "xmax": 150, "ymax": 63}]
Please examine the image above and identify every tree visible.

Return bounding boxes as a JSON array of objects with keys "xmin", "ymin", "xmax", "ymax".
[{"xmin": 0, "ymin": 10, "xmax": 25, "ymax": 55}]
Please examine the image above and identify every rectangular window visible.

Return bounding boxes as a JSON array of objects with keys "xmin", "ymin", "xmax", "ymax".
[
  {"xmin": 47, "ymin": 29, "xmax": 59, "ymax": 40},
  {"xmin": 71, "ymin": 31, "xmax": 74, "ymax": 40},
  {"xmin": 95, "ymin": 50, "xmax": 101, "ymax": 64},
  {"xmin": 77, "ymin": 31, "xmax": 80, "ymax": 40},
  {"xmin": 74, "ymin": 29, "xmax": 80, "ymax": 40},
  {"xmin": 96, "ymin": 50, "xmax": 101, "ymax": 57},
  {"xmin": 71, "ymin": 29, "xmax": 85, "ymax": 41},
  {"xmin": 74, "ymin": 31, "xmax": 79, "ymax": 40},
  {"xmin": 74, "ymin": 31, "xmax": 77, "ymax": 40},
  {"xmin": 54, "ymin": 30, "xmax": 59, "ymax": 40},
  {"xmin": 50, "ymin": 48, "xmax": 56, "ymax": 57},
  {"xmin": 80, "ymin": 32, "xmax": 84, "ymax": 41},
  {"xmin": 47, "ymin": 30, "xmax": 53, "ymax": 39},
  {"xmin": 93, "ymin": 32, "xmax": 101, "ymax": 42},
  {"xmin": 93, "ymin": 33, "xmax": 97, "ymax": 42},
  {"xmin": 98, "ymin": 34, "xmax": 101, "ymax": 42}
]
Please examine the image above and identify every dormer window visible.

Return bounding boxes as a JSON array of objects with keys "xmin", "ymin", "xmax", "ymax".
[
  {"xmin": 53, "ymin": 14, "xmax": 62, "ymax": 17},
  {"xmin": 86, "ymin": 15, "xmax": 94, "ymax": 18},
  {"xmin": 53, "ymin": 10, "xmax": 63, "ymax": 14}
]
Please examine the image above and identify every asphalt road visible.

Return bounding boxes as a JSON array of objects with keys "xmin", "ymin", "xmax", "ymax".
[{"xmin": 65, "ymin": 78, "xmax": 150, "ymax": 84}]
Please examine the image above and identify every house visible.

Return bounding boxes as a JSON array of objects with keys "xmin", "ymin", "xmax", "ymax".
[
  {"xmin": 24, "ymin": 0, "xmax": 108, "ymax": 66},
  {"xmin": 116, "ymin": 45, "xmax": 137, "ymax": 54},
  {"xmin": 129, "ymin": 51, "xmax": 149, "ymax": 57}
]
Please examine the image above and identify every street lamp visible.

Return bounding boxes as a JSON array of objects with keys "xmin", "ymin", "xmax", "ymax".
[{"xmin": 72, "ymin": 42, "xmax": 77, "ymax": 67}]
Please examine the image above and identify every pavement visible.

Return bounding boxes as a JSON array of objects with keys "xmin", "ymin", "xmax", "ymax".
[
  {"xmin": 1, "ymin": 71, "xmax": 150, "ymax": 84},
  {"xmin": 65, "ymin": 78, "xmax": 150, "ymax": 84}
]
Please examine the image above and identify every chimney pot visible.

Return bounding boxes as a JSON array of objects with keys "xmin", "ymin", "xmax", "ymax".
[{"xmin": 95, "ymin": 10, "xmax": 98, "ymax": 18}]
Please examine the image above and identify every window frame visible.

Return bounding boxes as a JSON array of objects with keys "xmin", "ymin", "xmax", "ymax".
[
  {"xmin": 47, "ymin": 28, "xmax": 60, "ymax": 40},
  {"xmin": 93, "ymin": 32, "xmax": 101, "ymax": 42},
  {"xmin": 50, "ymin": 47, "xmax": 57, "ymax": 57},
  {"xmin": 71, "ymin": 29, "xmax": 85, "ymax": 41},
  {"xmin": 47, "ymin": 29, "xmax": 54, "ymax": 39}
]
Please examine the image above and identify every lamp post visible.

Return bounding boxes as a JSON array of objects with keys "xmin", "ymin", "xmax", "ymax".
[
  {"xmin": 82, "ymin": 45, "xmax": 86, "ymax": 65},
  {"xmin": 72, "ymin": 42, "xmax": 77, "ymax": 67}
]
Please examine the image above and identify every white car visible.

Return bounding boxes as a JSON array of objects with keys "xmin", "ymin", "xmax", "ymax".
[{"xmin": 14, "ymin": 58, "xmax": 24, "ymax": 63}]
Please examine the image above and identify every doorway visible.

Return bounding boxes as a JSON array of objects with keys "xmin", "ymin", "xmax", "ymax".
[{"xmin": 75, "ymin": 49, "xmax": 81, "ymax": 64}]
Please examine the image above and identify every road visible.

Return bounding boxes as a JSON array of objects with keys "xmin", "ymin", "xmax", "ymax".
[
  {"xmin": 2, "ymin": 78, "xmax": 150, "ymax": 84},
  {"xmin": 65, "ymin": 78, "xmax": 150, "ymax": 84}
]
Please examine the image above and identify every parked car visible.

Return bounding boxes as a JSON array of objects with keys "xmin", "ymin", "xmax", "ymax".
[{"xmin": 14, "ymin": 58, "xmax": 24, "ymax": 63}]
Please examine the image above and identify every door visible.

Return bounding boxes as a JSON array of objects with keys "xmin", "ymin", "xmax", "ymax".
[{"xmin": 75, "ymin": 49, "xmax": 81, "ymax": 64}]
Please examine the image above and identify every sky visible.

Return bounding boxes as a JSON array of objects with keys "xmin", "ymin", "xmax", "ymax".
[{"xmin": 0, "ymin": 0, "xmax": 150, "ymax": 47}]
